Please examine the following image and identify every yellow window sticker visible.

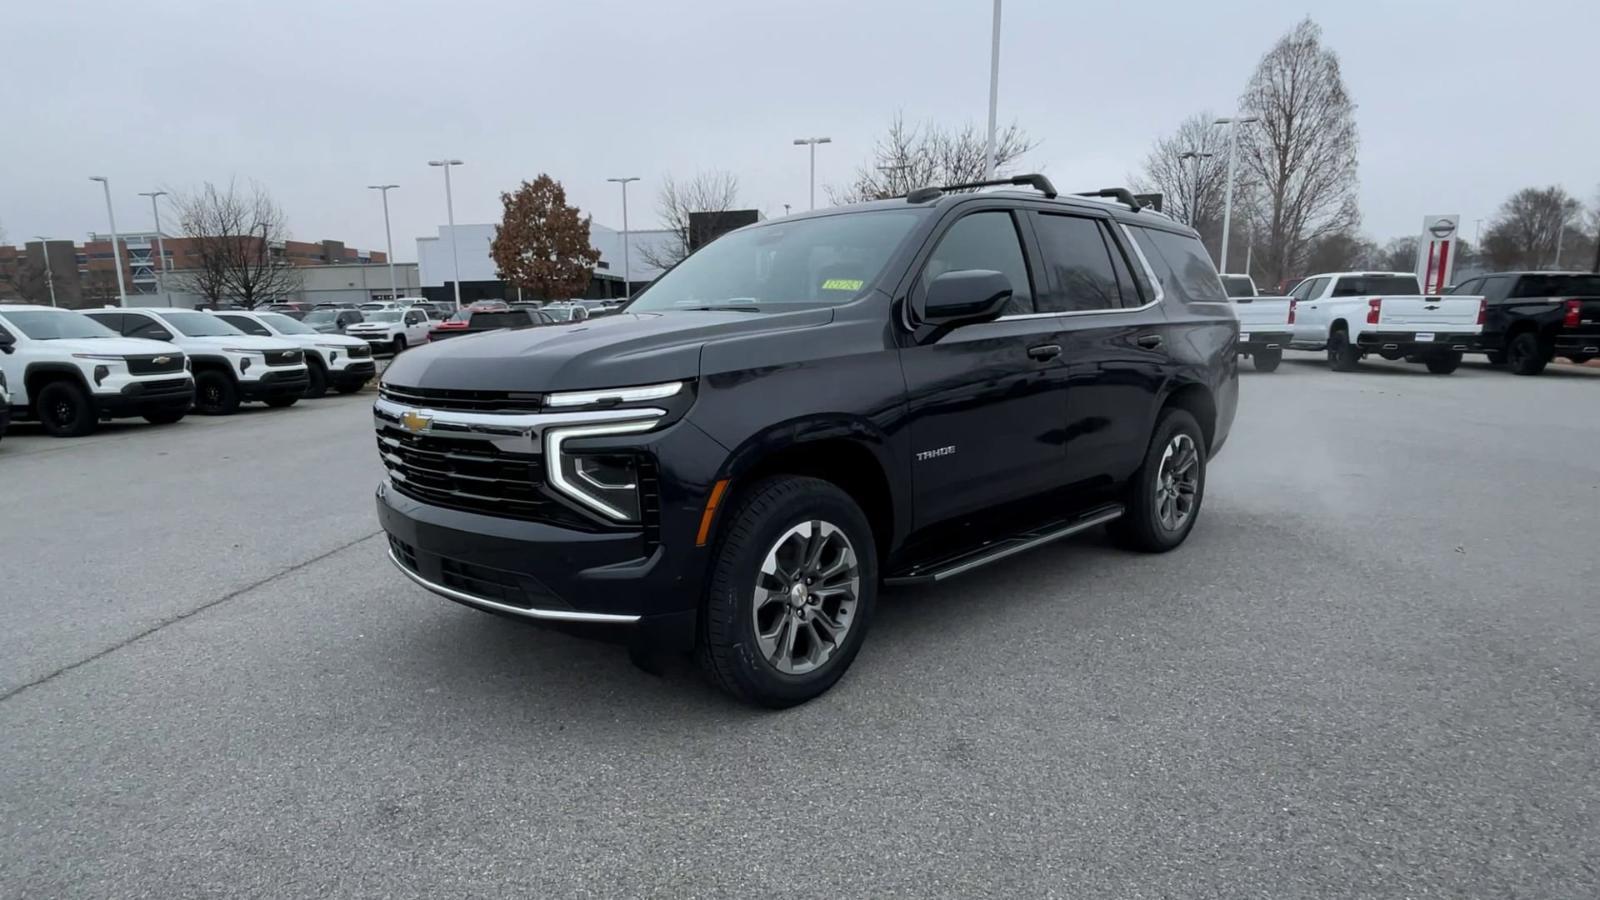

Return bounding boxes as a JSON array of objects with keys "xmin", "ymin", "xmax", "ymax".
[{"xmin": 821, "ymin": 278, "xmax": 864, "ymax": 291}]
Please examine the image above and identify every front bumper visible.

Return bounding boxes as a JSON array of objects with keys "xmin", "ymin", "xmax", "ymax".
[
  {"xmin": 239, "ymin": 368, "xmax": 310, "ymax": 400},
  {"xmin": 1356, "ymin": 331, "xmax": 1476, "ymax": 354},
  {"xmin": 92, "ymin": 376, "xmax": 194, "ymax": 417},
  {"xmin": 1237, "ymin": 330, "xmax": 1291, "ymax": 352},
  {"xmin": 331, "ymin": 360, "xmax": 377, "ymax": 389}
]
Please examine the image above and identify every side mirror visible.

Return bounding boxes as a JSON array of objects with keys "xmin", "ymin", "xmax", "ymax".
[{"xmin": 918, "ymin": 269, "xmax": 1013, "ymax": 326}]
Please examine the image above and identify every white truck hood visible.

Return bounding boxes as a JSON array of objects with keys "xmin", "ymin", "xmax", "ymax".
[
  {"xmin": 181, "ymin": 335, "xmax": 299, "ymax": 352},
  {"xmin": 271, "ymin": 333, "xmax": 367, "ymax": 350},
  {"xmin": 32, "ymin": 336, "xmax": 184, "ymax": 356}
]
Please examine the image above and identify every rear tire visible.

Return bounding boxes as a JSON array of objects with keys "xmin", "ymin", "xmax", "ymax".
[
  {"xmin": 1328, "ymin": 329, "xmax": 1360, "ymax": 371},
  {"xmin": 1424, "ymin": 350, "xmax": 1462, "ymax": 375},
  {"xmin": 1506, "ymin": 331, "xmax": 1547, "ymax": 376},
  {"xmin": 304, "ymin": 361, "xmax": 328, "ymax": 398},
  {"xmin": 194, "ymin": 370, "xmax": 240, "ymax": 415},
  {"xmin": 696, "ymin": 475, "xmax": 877, "ymax": 708},
  {"xmin": 36, "ymin": 380, "xmax": 97, "ymax": 437},
  {"xmin": 1251, "ymin": 349, "xmax": 1282, "ymax": 372},
  {"xmin": 1109, "ymin": 407, "xmax": 1206, "ymax": 553}
]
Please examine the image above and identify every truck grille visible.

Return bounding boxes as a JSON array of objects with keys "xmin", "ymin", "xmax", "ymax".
[
  {"xmin": 141, "ymin": 377, "xmax": 192, "ymax": 395},
  {"xmin": 264, "ymin": 349, "xmax": 303, "ymax": 367},
  {"xmin": 125, "ymin": 354, "xmax": 185, "ymax": 375},
  {"xmin": 379, "ymin": 384, "xmax": 544, "ymax": 412}
]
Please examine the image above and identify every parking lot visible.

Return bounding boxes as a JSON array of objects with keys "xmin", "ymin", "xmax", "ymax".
[{"xmin": 2, "ymin": 354, "xmax": 1597, "ymax": 897}]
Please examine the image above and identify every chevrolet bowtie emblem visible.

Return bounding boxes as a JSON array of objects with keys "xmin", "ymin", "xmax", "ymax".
[
  {"xmin": 152, "ymin": 356, "xmax": 170, "ymax": 364},
  {"xmin": 400, "ymin": 410, "xmax": 434, "ymax": 434}
]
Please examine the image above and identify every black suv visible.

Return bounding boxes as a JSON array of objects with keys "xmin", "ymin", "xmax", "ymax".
[
  {"xmin": 374, "ymin": 175, "xmax": 1239, "ymax": 706},
  {"xmin": 1449, "ymin": 271, "xmax": 1600, "ymax": 375}
]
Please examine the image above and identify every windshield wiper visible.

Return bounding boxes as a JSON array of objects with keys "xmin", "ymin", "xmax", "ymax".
[{"xmin": 677, "ymin": 305, "xmax": 763, "ymax": 313}]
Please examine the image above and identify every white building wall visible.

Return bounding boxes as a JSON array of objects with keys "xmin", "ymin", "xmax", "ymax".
[{"xmin": 416, "ymin": 224, "xmax": 676, "ymax": 288}]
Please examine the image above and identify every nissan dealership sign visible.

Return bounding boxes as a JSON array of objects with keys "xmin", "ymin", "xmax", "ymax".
[{"xmin": 1417, "ymin": 214, "xmax": 1460, "ymax": 294}]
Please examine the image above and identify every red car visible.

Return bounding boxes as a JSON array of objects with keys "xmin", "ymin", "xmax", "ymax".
[{"xmin": 429, "ymin": 310, "xmax": 472, "ymax": 338}]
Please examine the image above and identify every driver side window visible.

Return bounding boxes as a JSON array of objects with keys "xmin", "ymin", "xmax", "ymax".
[{"xmin": 922, "ymin": 211, "xmax": 1035, "ymax": 316}]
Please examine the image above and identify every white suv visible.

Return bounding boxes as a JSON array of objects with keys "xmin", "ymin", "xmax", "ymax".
[
  {"xmin": 0, "ymin": 304, "xmax": 195, "ymax": 437},
  {"xmin": 84, "ymin": 307, "xmax": 308, "ymax": 415},
  {"xmin": 212, "ymin": 310, "xmax": 376, "ymax": 398},
  {"xmin": 345, "ymin": 307, "xmax": 431, "ymax": 354}
]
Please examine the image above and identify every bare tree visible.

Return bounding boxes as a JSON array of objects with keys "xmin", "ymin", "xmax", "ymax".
[
  {"xmin": 171, "ymin": 180, "xmax": 301, "ymax": 308},
  {"xmin": 1303, "ymin": 232, "xmax": 1376, "ymax": 273},
  {"xmin": 1481, "ymin": 186, "xmax": 1584, "ymax": 269},
  {"xmin": 1376, "ymin": 236, "xmax": 1419, "ymax": 273},
  {"xmin": 640, "ymin": 170, "xmax": 740, "ymax": 270},
  {"xmin": 10, "ymin": 257, "xmax": 51, "ymax": 305},
  {"xmin": 1134, "ymin": 112, "xmax": 1243, "ymax": 258},
  {"xmin": 830, "ymin": 114, "xmax": 1036, "ymax": 204},
  {"xmin": 1239, "ymin": 18, "xmax": 1361, "ymax": 286},
  {"xmin": 83, "ymin": 268, "xmax": 122, "ymax": 305}
]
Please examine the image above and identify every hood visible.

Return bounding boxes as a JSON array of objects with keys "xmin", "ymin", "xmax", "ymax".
[
  {"xmin": 182, "ymin": 335, "xmax": 300, "ymax": 352},
  {"xmin": 28, "ymin": 336, "xmax": 182, "ymax": 357},
  {"xmin": 272, "ymin": 332, "xmax": 366, "ymax": 349},
  {"xmin": 383, "ymin": 308, "xmax": 833, "ymax": 393},
  {"xmin": 347, "ymin": 320, "xmax": 400, "ymax": 331}
]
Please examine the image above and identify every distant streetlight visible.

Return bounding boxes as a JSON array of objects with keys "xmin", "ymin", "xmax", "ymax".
[
  {"xmin": 606, "ymin": 176, "xmax": 640, "ymax": 299},
  {"xmin": 984, "ymin": 0, "xmax": 1003, "ymax": 179},
  {"xmin": 88, "ymin": 176, "xmax": 128, "ymax": 306},
  {"xmin": 783, "ymin": 203, "xmax": 792, "ymax": 216},
  {"xmin": 1213, "ymin": 116, "xmax": 1259, "ymax": 273},
  {"xmin": 33, "ymin": 236, "xmax": 58, "ymax": 307},
  {"xmin": 1177, "ymin": 151, "xmax": 1215, "ymax": 230},
  {"xmin": 793, "ymin": 137, "xmax": 832, "ymax": 210},
  {"xmin": 427, "ymin": 159, "xmax": 465, "ymax": 311},
  {"xmin": 137, "ymin": 190, "xmax": 170, "ymax": 305},
  {"xmin": 368, "ymin": 184, "xmax": 401, "ymax": 301}
]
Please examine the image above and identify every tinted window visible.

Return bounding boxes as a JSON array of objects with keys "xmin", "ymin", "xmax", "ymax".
[
  {"xmin": 3, "ymin": 310, "xmax": 120, "ymax": 340},
  {"xmin": 1448, "ymin": 278, "xmax": 1481, "ymax": 295},
  {"xmin": 469, "ymin": 311, "xmax": 533, "ymax": 329},
  {"xmin": 1219, "ymin": 275, "xmax": 1256, "ymax": 298},
  {"xmin": 1513, "ymin": 274, "xmax": 1600, "ymax": 297},
  {"xmin": 161, "ymin": 311, "xmax": 243, "ymax": 337},
  {"xmin": 1479, "ymin": 275, "xmax": 1513, "ymax": 302},
  {"xmin": 1131, "ymin": 228, "xmax": 1226, "ymax": 303},
  {"xmin": 216, "ymin": 314, "xmax": 272, "ymax": 336},
  {"xmin": 922, "ymin": 211, "xmax": 1035, "ymax": 315},
  {"xmin": 1331, "ymin": 275, "xmax": 1420, "ymax": 297},
  {"xmin": 122, "ymin": 314, "xmax": 171, "ymax": 339},
  {"xmin": 1033, "ymin": 214, "xmax": 1122, "ymax": 312},
  {"xmin": 259, "ymin": 313, "xmax": 317, "ymax": 334}
]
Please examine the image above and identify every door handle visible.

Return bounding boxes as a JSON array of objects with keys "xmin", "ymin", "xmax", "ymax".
[
  {"xmin": 1135, "ymin": 334, "xmax": 1163, "ymax": 349},
  {"xmin": 1026, "ymin": 343, "xmax": 1062, "ymax": 361}
]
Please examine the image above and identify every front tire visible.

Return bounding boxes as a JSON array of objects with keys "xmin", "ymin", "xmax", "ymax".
[
  {"xmin": 36, "ymin": 380, "xmax": 97, "ymax": 437},
  {"xmin": 305, "ymin": 361, "xmax": 328, "ymax": 398},
  {"xmin": 1506, "ymin": 331, "xmax": 1547, "ymax": 376},
  {"xmin": 1328, "ymin": 329, "xmax": 1360, "ymax": 371},
  {"xmin": 1252, "ymin": 348, "xmax": 1282, "ymax": 372},
  {"xmin": 194, "ymin": 370, "xmax": 240, "ymax": 415},
  {"xmin": 697, "ymin": 475, "xmax": 877, "ymax": 708},
  {"xmin": 392, "ymin": 335, "xmax": 408, "ymax": 354},
  {"xmin": 1110, "ymin": 408, "xmax": 1206, "ymax": 553},
  {"xmin": 1424, "ymin": 350, "xmax": 1462, "ymax": 375}
]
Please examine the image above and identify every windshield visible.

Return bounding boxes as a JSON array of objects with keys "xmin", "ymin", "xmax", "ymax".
[
  {"xmin": 161, "ymin": 311, "xmax": 244, "ymax": 337},
  {"xmin": 1, "ymin": 310, "xmax": 119, "ymax": 340},
  {"xmin": 1514, "ymin": 274, "xmax": 1600, "ymax": 297},
  {"xmin": 544, "ymin": 307, "xmax": 576, "ymax": 321},
  {"xmin": 259, "ymin": 313, "xmax": 317, "ymax": 335},
  {"xmin": 628, "ymin": 210, "xmax": 925, "ymax": 312},
  {"xmin": 1332, "ymin": 275, "xmax": 1420, "ymax": 297},
  {"xmin": 364, "ymin": 311, "xmax": 403, "ymax": 323},
  {"xmin": 302, "ymin": 310, "xmax": 344, "ymax": 325}
]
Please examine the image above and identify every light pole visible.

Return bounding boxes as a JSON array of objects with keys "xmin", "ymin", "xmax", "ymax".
[
  {"xmin": 89, "ymin": 176, "xmax": 128, "ymax": 306},
  {"xmin": 607, "ymin": 176, "xmax": 640, "ymax": 299},
  {"xmin": 984, "ymin": 0, "xmax": 1003, "ymax": 179},
  {"xmin": 1213, "ymin": 116, "xmax": 1258, "ymax": 273},
  {"xmin": 427, "ymin": 159, "xmax": 464, "ymax": 311},
  {"xmin": 33, "ymin": 236, "xmax": 58, "ymax": 307},
  {"xmin": 1177, "ymin": 151, "xmax": 1214, "ymax": 230},
  {"xmin": 368, "ymin": 184, "xmax": 401, "ymax": 301},
  {"xmin": 1553, "ymin": 220, "xmax": 1565, "ymax": 268},
  {"xmin": 137, "ymin": 191, "xmax": 169, "ymax": 305},
  {"xmin": 793, "ymin": 137, "xmax": 832, "ymax": 210},
  {"xmin": 783, "ymin": 204, "xmax": 792, "ymax": 216}
]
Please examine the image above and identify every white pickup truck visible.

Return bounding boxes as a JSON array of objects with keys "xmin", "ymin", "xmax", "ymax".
[
  {"xmin": 1220, "ymin": 275, "xmax": 1294, "ymax": 373},
  {"xmin": 1286, "ymin": 271, "xmax": 1484, "ymax": 374}
]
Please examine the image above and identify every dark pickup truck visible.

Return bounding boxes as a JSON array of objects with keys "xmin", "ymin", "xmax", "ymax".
[
  {"xmin": 1450, "ymin": 271, "xmax": 1600, "ymax": 375},
  {"xmin": 373, "ymin": 175, "xmax": 1239, "ymax": 706}
]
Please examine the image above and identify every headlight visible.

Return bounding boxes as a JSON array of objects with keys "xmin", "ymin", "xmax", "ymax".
[
  {"xmin": 546, "ymin": 381, "xmax": 682, "ymax": 409},
  {"xmin": 544, "ymin": 418, "xmax": 659, "ymax": 521},
  {"xmin": 71, "ymin": 353, "xmax": 126, "ymax": 362}
]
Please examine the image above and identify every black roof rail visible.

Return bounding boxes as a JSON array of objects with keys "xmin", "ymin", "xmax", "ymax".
[
  {"xmin": 1074, "ymin": 188, "xmax": 1146, "ymax": 211},
  {"xmin": 905, "ymin": 173, "xmax": 1058, "ymax": 204}
]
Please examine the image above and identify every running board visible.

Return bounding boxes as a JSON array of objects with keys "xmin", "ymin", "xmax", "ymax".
[{"xmin": 884, "ymin": 503, "xmax": 1124, "ymax": 586}]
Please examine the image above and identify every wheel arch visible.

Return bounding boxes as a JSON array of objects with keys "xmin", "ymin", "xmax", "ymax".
[
  {"xmin": 189, "ymin": 354, "xmax": 238, "ymax": 381},
  {"xmin": 1155, "ymin": 381, "xmax": 1218, "ymax": 456},
  {"xmin": 23, "ymin": 362, "xmax": 90, "ymax": 410}
]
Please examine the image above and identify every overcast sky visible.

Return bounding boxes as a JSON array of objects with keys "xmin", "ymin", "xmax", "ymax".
[{"xmin": 3, "ymin": 0, "xmax": 1595, "ymax": 261}]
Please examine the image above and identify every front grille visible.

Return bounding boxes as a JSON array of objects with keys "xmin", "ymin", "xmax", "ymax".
[
  {"xmin": 125, "ymin": 354, "xmax": 184, "ymax": 375},
  {"xmin": 380, "ymin": 384, "xmax": 545, "ymax": 413},
  {"xmin": 264, "ymin": 349, "xmax": 303, "ymax": 367},
  {"xmin": 376, "ymin": 421, "xmax": 595, "ymax": 528},
  {"xmin": 140, "ymin": 377, "xmax": 192, "ymax": 394},
  {"xmin": 388, "ymin": 535, "xmax": 565, "ymax": 610},
  {"xmin": 389, "ymin": 536, "xmax": 418, "ymax": 571}
]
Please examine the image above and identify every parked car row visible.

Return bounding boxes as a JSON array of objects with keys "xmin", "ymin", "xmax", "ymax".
[
  {"xmin": 1219, "ymin": 269, "xmax": 1600, "ymax": 376},
  {"xmin": 0, "ymin": 304, "xmax": 378, "ymax": 440}
]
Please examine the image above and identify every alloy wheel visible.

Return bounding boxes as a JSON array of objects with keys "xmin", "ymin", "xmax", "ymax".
[
  {"xmin": 751, "ymin": 520, "xmax": 860, "ymax": 676},
  {"xmin": 1154, "ymin": 433, "xmax": 1200, "ymax": 532}
]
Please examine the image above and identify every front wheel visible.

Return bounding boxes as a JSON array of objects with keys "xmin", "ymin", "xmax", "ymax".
[
  {"xmin": 1424, "ymin": 350, "xmax": 1462, "ymax": 375},
  {"xmin": 304, "ymin": 362, "xmax": 328, "ymax": 398},
  {"xmin": 697, "ymin": 476, "xmax": 877, "ymax": 708},
  {"xmin": 36, "ymin": 380, "xmax": 98, "ymax": 437},
  {"xmin": 392, "ymin": 335, "xmax": 408, "ymax": 354},
  {"xmin": 194, "ymin": 370, "xmax": 240, "ymax": 415},
  {"xmin": 1506, "ymin": 331, "xmax": 1547, "ymax": 376},
  {"xmin": 1109, "ymin": 408, "xmax": 1206, "ymax": 553},
  {"xmin": 1252, "ymin": 348, "xmax": 1282, "ymax": 372}
]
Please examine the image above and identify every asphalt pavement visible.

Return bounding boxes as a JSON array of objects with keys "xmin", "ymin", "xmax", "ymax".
[{"xmin": 2, "ymin": 354, "xmax": 1597, "ymax": 898}]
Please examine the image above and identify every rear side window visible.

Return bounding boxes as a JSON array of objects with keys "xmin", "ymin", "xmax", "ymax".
[
  {"xmin": 217, "ymin": 315, "xmax": 271, "ymax": 336},
  {"xmin": 1513, "ymin": 274, "xmax": 1600, "ymax": 297},
  {"xmin": 1332, "ymin": 275, "xmax": 1419, "ymax": 297},
  {"xmin": 1130, "ymin": 228, "xmax": 1226, "ymax": 303},
  {"xmin": 922, "ymin": 211, "xmax": 1035, "ymax": 315},
  {"xmin": 1032, "ymin": 214, "xmax": 1123, "ymax": 312}
]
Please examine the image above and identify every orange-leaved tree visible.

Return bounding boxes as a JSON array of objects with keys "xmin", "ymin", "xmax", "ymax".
[{"xmin": 490, "ymin": 174, "xmax": 601, "ymax": 300}]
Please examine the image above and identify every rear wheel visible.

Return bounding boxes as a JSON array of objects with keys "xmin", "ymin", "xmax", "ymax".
[
  {"xmin": 1506, "ymin": 331, "xmax": 1547, "ymax": 376},
  {"xmin": 304, "ymin": 361, "xmax": 328, "ymax": 398},
  {"xmin": 1251, "ymin": 349, "xmax": 1282, "ymax": 372},
  {"xmin": 36, "ymin": 380, "xmax": 97, "ymax": 437},
  {"xmin": 1328, "ymin": 328, "xmax": 1360, "ymax": 371},
  {"xmin": 194, "ymin": 370, "xmax": 240, "ymax": 415},
  {"xmin": 1110, "ymin": 408, "xmax": 1206, "ymax": 553},
  {"xmin": 1424, "ymin": 350, "xmax": 1463, "ymax": 375},
  {"xmin": 697, "ymin": 475, "xmax": 877, "ymax": 708}
]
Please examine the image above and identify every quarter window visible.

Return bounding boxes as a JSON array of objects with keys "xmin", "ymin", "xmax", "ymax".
[
  {"xmin": 1032, "ymin": 214, "xmax": 1123, "ymax": 312},
  {"xmin": 922, "ymin": 211, "xmax": 1035, "ymax": 316},
  {"xmin": 1132, "ymin": 229, "xmax": 1227, "ymax": 303}
]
